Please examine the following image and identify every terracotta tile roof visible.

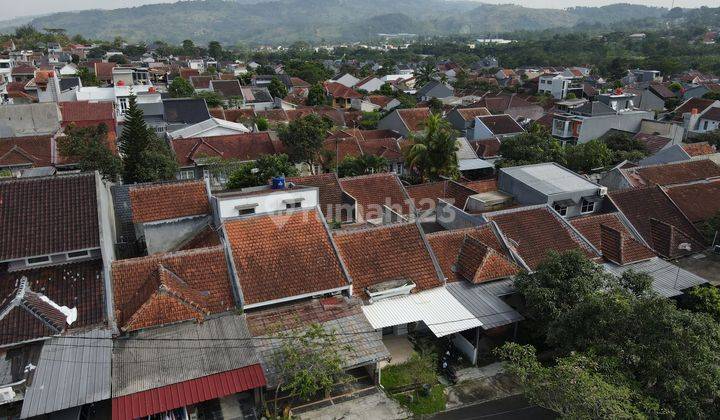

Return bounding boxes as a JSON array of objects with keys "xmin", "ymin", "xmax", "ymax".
[
  {"xmin": 129, "ymin": 180, "xmax": 210, "ymax": 223},
  {"xmin": 476, "ymin": 115, "xmax": 524, "ymax": 135},
  {"xmin": 406, "ymin": 179, "xmax": 494, "ymax": 212},
  {"xmin": 94, "ymin": 62, "xmax": 117, "ymax": 80},
  {"xmin": 0, "ymin": 259, "xmax": 105, "ymax": 330},
  {"xmin": 171, "ymin": 133, "xmax": 281, "ymax": 167},
  {"xmin": 682, "ymin": 142, "xmax": 717, "ymax": 156},
  {"xmin": 288, "ymin": 173, "xmax": 352, "ymax": 222},
  {"xmin": 0, "ymin": 278, "xmax": 69, "ymax": 347},
  {"xmin": 175, "ymin": 224, "xmax": 221, "ymax": 251},
  {"xmin": 622, "ymin": 160, "xmax": 720, "ymax": 187},
  {"xmin": 470, "ymin": 138, "xmax": 501, "ymax": 158},
  {"xmin": 455, "ymin": 235, "xmax": 521, "ymax": 284},
  {"xmin": 324, "ymin": 82, "xmax": 363, "ymax": 99},
  {"xmin": 225, "ymin": 209, "xmax": 350, "ymax": 306},
  {"xmin": 59, "ymin": 101, "xmax": 115, "ymax": 125},
  {"xmin": 367, "ymin": 95, "xmax": 394, "ymax": 108},
  {"xmin": 178, "ymin": 68, "xmax": 200, "ymax": 80},
  {"xmin": 324, "ymin": 129, "xmax": 403, "ymax": 163},
  {"xmin": 429, "ymin": 224, "xmax": 506, "ymax": 279},
  {"xmin": 339, "ymin": 173, "xmax": 414, "ymax": 222},
  {"xmin": 290, "ymin": 77, "xmax": 310, "ymax": 88},
  {"xmin": 570, "ymin": 212, "xmax": 655, "ymax": 265},
  {"xmin": 314, "ymin": 106, "xmax": 346, "ymax": 127},
  {"xmin": 649, "ymin": 83, "xmax": 675, "ymax": 100},
  {"xmin": 485, "ymin": 206, "xmax": 597, "ymax": 270},
  {"xmin": 255, "ymin": 109, "xmax": 289, "ymax": 124},
  {"xmin": 455, "ymin": 107, "xmax": 492, "ymax": 121},
  {"xmin": 333, "ymin": 222, "xmax": 443, "ymax": 298},
  {"xmin": 633, "ymin": 133, "xmax": 671, "ymax": 155},
  {"xmin": 0, "ymin": 135, "xmax": 53, "ymax": 168},
  {"xmin": 609, "ymin": 186, "xmax": 705, "ymax": 257},
  {"xmin": 285, "ymin": 108, "xmax": 315, "ymax": 122},
  {"xmin": 673, "ymin": 98, "xmax": 715, "ymax": 121},
  {"xmin": 11, "ymin": 64, "xmax": 36, "ymax": 75},
  {"xmin": 212, "ymin": 80, "xmax": 244, "ymax": 97},
  {"xmin": 397, "ymin": 108, "xmax": 432, "ymax": 132},
  {"xmin": 665, "ymin": 180, "xmax": 720, "ymax": 223},
  {"xmin": 0, "ymin": 173, "xmax": 99, "ymax": 261},
  {"xmin": 112, "ymin": 246, "xmax": 235, "ymax": 331},
  {"xmin": 209, "ymin": 108, "xmax": 256, "ymax": 122},
  {"xmin": 190, "ymin": 75, "xmax": 212, "ymax": 89},
  {"xmin": 246, "ymin": 296, "xmax": 362, "ymax": 335},
  {"xmin": 701, "ymin": 108, "xmax": 720, "ymax": 122}
]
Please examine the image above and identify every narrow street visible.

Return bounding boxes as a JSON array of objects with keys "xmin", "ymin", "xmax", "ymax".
[{"xmin": 431, "ymin": 395, "xmax": 556, "ymax": 420}]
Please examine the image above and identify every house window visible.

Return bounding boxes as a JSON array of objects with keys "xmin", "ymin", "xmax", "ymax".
[
  {"xmin": 553, "ymin": 203, "xmax": 568, "ymax": 216},
  {"xmin": 178, "ymin": 170, "xmax": 195, "ymax": 180},
  {"xmin": 67, "ymin": 250, "xmax": 89, "ymax": 260},
  {"xmin": 117, "ymin": 97, "xmax": 129, "ymax": 115},
  {"xmin": 286, "ymin": 202, "xmax": 302, "ymax": 209},
  {"xmin": 239, "ymin": 208, "xmax": 255, "ymax": 216},
  {"xmin": 580, "ymin": 199, "xmax": 595, "ymax": 214},
  {"xmin": 704, "ymin": 120, "xmax": 709, "ymax": 131},
  {"xmin": 27, "ymin": 255, "xmax": 51, "ymax": 265}
]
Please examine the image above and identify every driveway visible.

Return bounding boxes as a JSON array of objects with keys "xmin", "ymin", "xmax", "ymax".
[{"xmin": 432, "ymin": 395, "xmax": 556, "ymax": 420}]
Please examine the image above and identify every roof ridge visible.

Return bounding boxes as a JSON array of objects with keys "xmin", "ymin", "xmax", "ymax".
[
  {"xmin": 112, "ymin": 244, "xmax": 224, "ymax": 267},
  {"xmin": 332, "ymin": 220, "xmax": 416, "ymax": 236}
]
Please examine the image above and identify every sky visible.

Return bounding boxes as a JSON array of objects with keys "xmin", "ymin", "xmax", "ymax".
[{"xmin": 2, "ymin": 0, "xmax": 717, "ymax": 20}]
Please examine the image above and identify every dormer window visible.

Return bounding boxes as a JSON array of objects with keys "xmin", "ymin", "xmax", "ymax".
[
  {"xmin": 581, "ymin": 198, "xmax": 595, "ymax": 214},
  {"xmin": 553, "ymin": 203, "xmax": 568, "ymax": 216}
]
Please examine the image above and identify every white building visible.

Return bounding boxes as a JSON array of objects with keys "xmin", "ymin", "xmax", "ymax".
[
  {"xmin": 538, "ymin": 74, "xmax": 582, "ymax": 100},
  {"xmin": 214, "ymin": 183, "xmax": 320, "ymax": 219}
]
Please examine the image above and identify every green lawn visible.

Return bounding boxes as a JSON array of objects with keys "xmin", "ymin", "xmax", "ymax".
[
  {"xmin": 380, "ymin": 352, "xmax": 437, "ymax": 391},
  {"xmin": 393, "ymin": 384, "xmax": 447, "ymax": 415}
]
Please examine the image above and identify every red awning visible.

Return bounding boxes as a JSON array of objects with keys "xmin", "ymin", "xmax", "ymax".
[{"xmin": 112, "ymin": 364, "xmax": 266, "ymax": 420}]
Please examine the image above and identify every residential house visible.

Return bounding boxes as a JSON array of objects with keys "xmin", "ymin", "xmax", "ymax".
[
  {"xmin": 447, "ymin": 107, "xmax": 492, "ymax": 138},
  {"xmin": 167, "ymin": 118, "xmax": 250, "ymax": 139},
  {"xmin": 366, "ymin": 95, "xmax": 401, "ymax": 112},
  {"xmin": 472, "ymin": 94, "xmax": 544, "ymax": 122},
  {"xmin": 406, "ymin": 179, "xmax": 499, "ymax": 214},
  {"xmin": 126, "ymin": 180, "xmax": 213, "ymax": 254},
  {"xmin": 10, "ymin": 64, "xmax": 35, "ymax": 83},
  {"xmin": 600, "ymin": 159, "xmax": 720, "ymax": 190},
  {"xmin": 470, "ymin": 114, "xmax": 524, "ymax": 141},
  {"xmin": 498, "ymin": 162, "xmax": 606, "ymax": 218},
  {"xmin": 550, "ymin": 101, "xmax": 653, "ymax": 144},
  {"xmin": 171, "ymin": 132, "xmax": 282, "ymax": 186},
  {"xmin": 324, "ymin": 82, "xmax": 363, "ymax": 109},
  {"xmin": 665, "ymin": 179, "xmax": 720, "ymax": 232},
  {"xmin": 0, "ymin": 102, "xmax": 61, "ymax": 137},
  {"xmin": 339, "ymin": 172, "xmax": 416, "ymax": 224},
  {"xmin": 214, "ymin": 183, "xmax": 320, "ymax": 219},
  {"xmin": 639, "ymin": 83, "xmax": 676, "ymax": 111},
  {"xmin": 288, "ymin": 173, "xmax": 356, "ymax": 223},
  {"xmin": 239, "ymin": 86, "xmax": 274, "ymax": 111},
  {"xmin": 607, "ymin": 185, "xmax": 707, "ymax": 258},
  {"xmin": 324, "ymin": 128, "xmax": 405, "ymax": 174},
  {"xmin": 189, "ymin": 75, "xmax": 213, "ymax": 92},
  {"xmin": 377, "ymin": 107, "xmax": 432, "ymax": 137},
  {"xmin": 416, "ymin": 81, "xmax": 454, "ymax": 102},
  {"xmin": 355, "ymin": 76, "xmax": 384, "ymax": 93},
  {"xmin": 163, "ymin": 97, "xmax": 212, "ymax": 133},
  {"xmin": 93, "ymin": 62, "xmax": 117, "ymax": 85},
  {"xmin": 538, "ymin": 73, "xmax": 583, "ymax": 99},
  {"xmin": 331, "ymin": 73, "xmax": 361, "ymax": 88}
]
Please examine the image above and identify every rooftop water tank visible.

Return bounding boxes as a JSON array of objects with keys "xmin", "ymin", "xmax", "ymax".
[{"xmin": 271, "ymin": 176, "xmax": 286, "ymax": 190}]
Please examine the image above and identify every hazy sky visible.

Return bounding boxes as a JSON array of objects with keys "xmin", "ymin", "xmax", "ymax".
[{"xmin": 2, "ymin": 0, "xmax": 716, "ymax": 20}]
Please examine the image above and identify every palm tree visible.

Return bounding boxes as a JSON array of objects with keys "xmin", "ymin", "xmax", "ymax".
[
  {"xmin": 404, "ymin": 114, "xmax": 459, "ymax": 182},
  {"xmin": 415, "ymin": 61, "xmax": 439, "ymax": 86}
]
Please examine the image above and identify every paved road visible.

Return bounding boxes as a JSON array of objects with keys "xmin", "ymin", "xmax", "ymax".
[{"xmin": 432, "ymin": 395, "xmax": 556, "ymax": 420}]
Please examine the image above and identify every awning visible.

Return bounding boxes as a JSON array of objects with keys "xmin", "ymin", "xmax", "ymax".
[
  {"xmin": 111, "ymin": 364, "xmax": 266, "ymax": 420},
  {"xmin": 361, "ymin": 287, "xmax": 482, "ymax": 337}
]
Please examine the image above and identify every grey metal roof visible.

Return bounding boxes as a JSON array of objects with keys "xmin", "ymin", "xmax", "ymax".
[
  {"xmin": 459, "ymin": 158, "xmax": 494, "ymax": 171},
  {"xmin": 603, "ymin": 257, "xmax": 708, "ymax": 298},
  {"xmin": 21, "ymin": 329, "xmax": 112, "ymax": 419},
  {"xmin": 446, "ymin": 281, "xmax": 523, "ymax": 330},
  {"xmin": 112, "ymin": 314, "xmax": 260, "ymax": 397},
  {"xmin": 500, "ymin": 162, "xmax": 599, "ymax": 195},
  {"xmin": 250, "ymin": 303, "xmax": 389, "ymax": 388}
]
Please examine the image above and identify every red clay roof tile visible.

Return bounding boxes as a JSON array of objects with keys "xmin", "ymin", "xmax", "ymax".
[
  {"xmin": 339, "ymin": 173, "xmax": 414, "ymax": 222},
  {"xmin": 129, "ymin": 180, "xmax": 210, "ymax": 224}
]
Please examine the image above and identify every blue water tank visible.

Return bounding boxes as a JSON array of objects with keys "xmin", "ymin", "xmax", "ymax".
[{"xmin": 271, "ymin": 176, "xmax": 286, "ymax": 190}]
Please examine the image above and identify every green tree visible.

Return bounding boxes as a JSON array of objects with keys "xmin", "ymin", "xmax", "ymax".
[
  {"xmin": 77, "ymin": 67, "xmax": 99, "ymax": 87},
  {"xmin": 208, "ymin": 40, "xmax": 223, "ymax": 60},
  {"xmin": 404, "ymin": 113, "xmax": 459, "ymax": 182},
  {"xmin": 268, "ymin": 76, "xmax": 288, "ymax": 99},
  {"xmin": 415, "ymin": 61, "xmax": 438, "ymax": 86},
  {"xmin": 379, "ymin": 82, "xmax": 394, "ymax": 96},
  {"xmin": 427, "ymin": 98, "xmax": 443, "ymax": 114},
  {"xmin": 279, "ymin": 115, "xmax": 333, "ymax": 167},
  {"xmin": 337, "ymin": 154, "xmax": 389, "ymax": 178},
  {"xmin": 497, "ymin": 132, "xmax": 566, "ymax": 168},
  {"xmin": 194, "ymin": 91, "xmax": 223, "ymax": 108},
  {"xmin": 565, "ymin": 139, "xmax": 614, "ymax": 173},
  {"xmin": 168, "ymin": 77, "xmax": 195, "ymax": 98},
  {"xmin": 497, "ymin": 343, "xmax": 655, "ymax": 419},
  {"xmin": 226, "ymin": 154, "xmax": 298, "ymax": 189},
  {"xmin": 273, "ymin": 324, "xmax": 349, "ymax": 409},
  {"xmin": 181, "ymin": 39, "xmax": 195, "ymax": 56},
  {"xmin": 306, "ymin": 83, "xmax": 326, "ymax": 106},
  {"xmin": 685, "ymin": 285, "xmax": 720, "ymax": 321},
  {"xmin": 358, "ymin": 111, "xmax": 381, "ymax": 130},
  {"xmin": 117, "ymin": 95, "xmax": 178, "ymax": 184},
  {"xmin": 255, "ymin": 116, "xmax": 269, "ymax": 131},
  {"xmin": 58, "ymin": 123, "xmax": 122, "ymax": 181}
]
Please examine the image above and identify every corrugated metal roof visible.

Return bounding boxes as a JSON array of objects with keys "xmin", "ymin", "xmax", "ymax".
[
  {"xmin": 21, "ymin": 329, "xmax": 112, "ymax": 419},
  {"xmin": 458, "ymin": 158, "xmax": 494, "ymax": 171},
  {"xmin": 112, "ymin": 314, "xmax": 260, "ymax": 398},
  {"xmin": 603, "ymin": 257, "xmax": 708, "ymax": 298},
  {"xmin": 361, "ymin": 287, "xmax": 482, "ymax": 337},
  {"xmin": 446, "ymin": 281, "xmax": 523, "ymax": 330},
  {"xmin": 112, "ymin": 363, "xmax": 265, "ymax": 420},
  {"xmin": 250, "ymin": 304, "xmax": 389, "ymax": 388}
]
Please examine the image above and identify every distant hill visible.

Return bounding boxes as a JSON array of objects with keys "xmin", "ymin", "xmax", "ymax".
[{"xmin": 7, "ymin": 0, "xmax": 670, "ymax": 44}]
